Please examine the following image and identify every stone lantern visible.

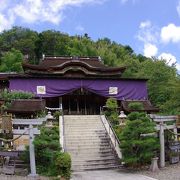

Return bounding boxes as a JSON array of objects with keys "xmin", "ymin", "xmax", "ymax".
[
  {"xmin": 45, "ymin": 111, "xmax": 54, "ymax": 127},
  {"xmin": 118, "ymin": 111, "xmax": 127, "ymax": 126}
]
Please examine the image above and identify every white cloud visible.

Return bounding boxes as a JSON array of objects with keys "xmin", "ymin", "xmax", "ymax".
[
  {"xmin": 161, "ymin": 24, "xmax": 180, "ymax": 43},
  {"xmin": 176, "ymin": 0, "xmax": 180, "ymax": 17},
  {"xmin": 176, "ymin": 63, "xmax": 180, "ymax": 71},
  {"xmin": 143, "ymin": 43, "xmax": 158, "ymax": 58},
  {"xmin": 120, "ymin": 0, "xmax": 140, "ymax": 4},
  {"xmin": 158, "ymin": 52, "xmax": 180, "ymax": 71},
  {"xmin": 0, "ymin": 0, "xmax": 8, "ymax": 11},
  {"xmin": 139, "ymin": 20, "xmax": 151, "ymax": 29},
  {"xmin": 0, "ymin": 13, "xmax": 14, "ymax": 32},
  {"xmin": 137, "ymin": 20, "xmax": 159, "ymax": 44},
  {"xmin": 0, "ymin": 0, "xmax": 105, "ymax": 32},
  {"xmin": 158, "ymin": 53, "xmax": 176, "ymax": 65}
]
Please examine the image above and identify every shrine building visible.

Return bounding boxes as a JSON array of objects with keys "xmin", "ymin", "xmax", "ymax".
[{"xmin": 0, "ymin": 56, "xmax": 158, "ymax": 115}]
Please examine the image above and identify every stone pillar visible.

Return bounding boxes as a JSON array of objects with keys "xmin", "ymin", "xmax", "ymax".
[
  {"xmin": 28, "ymin": 124, "xmax": 38, "ymax": 177},
  {"xmin": 173, "ymin": 126, "xmax": 178, "ymax": 141},
  {"xmin": 150, "ymin": 157, "xmax": 159, "ymax": 172},
  {"xmin": 160, "ymin": 122, "xmax": 165, "ymax": 168}
]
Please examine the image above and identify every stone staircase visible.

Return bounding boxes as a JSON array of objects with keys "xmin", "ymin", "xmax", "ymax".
[{"xmin": 64, "ymin": 115, "xmax": 121, "ymax": 171}]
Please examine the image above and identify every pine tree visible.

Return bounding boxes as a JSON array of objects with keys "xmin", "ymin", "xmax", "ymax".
[{"xmin": 119, "ymin": 112, "xmax": 159, "ymax": 167}]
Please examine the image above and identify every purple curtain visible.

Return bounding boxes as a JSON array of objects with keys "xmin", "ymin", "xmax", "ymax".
[{"xmin": 9, "ymin": 78, "xmax": 148, "ymax": 100}]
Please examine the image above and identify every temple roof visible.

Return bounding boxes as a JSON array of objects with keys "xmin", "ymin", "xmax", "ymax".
[
  {"xmin": 22, "ymin": 56, "xmax": 126, "ymax": 78},
  {"xmin": 121, "ymin": 100, "xmax": 159, "ymax": 113},
  {"xmin": 0, "ymin": 73, "xmax": 16, "ymax": 80},
  {"xmin": 7, "ymin": 99, "xmax": 45, "ymax": 114}
]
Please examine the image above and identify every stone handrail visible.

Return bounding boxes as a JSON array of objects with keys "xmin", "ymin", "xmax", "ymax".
[
  {"xmin": 100, "ymin": 115, "xmax": 122, "ymax": 159},
  {"xmin": 59, "ymin": 113, "xmax": 65, "ymax": 152}
]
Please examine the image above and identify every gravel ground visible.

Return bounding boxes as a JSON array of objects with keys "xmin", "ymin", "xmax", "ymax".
[{"xmin": 138, "ymin": 162, "xmax": 180, "ymax": 180}]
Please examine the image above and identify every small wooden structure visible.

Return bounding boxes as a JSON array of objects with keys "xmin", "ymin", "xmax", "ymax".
[
  {"xmin": 7, "ymin": 99, "xmax": 45, "ymax": 118},
  {"xmin": 121, "ymin": 100, "xmax": 159, "ymax": 113}
]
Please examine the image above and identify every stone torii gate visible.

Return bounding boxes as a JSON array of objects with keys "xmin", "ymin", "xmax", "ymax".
[
  {"xmin": 12, "ymin": 118, "xmax": 46, "ymax": 177},
  {"xmin": 149, "ymin": 114, "xmax": 179, "ymax": 168}
]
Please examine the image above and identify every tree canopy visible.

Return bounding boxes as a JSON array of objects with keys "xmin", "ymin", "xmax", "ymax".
[{"xmin": 0, "ymin": 26, "xmax": 179, "ymax": 114}]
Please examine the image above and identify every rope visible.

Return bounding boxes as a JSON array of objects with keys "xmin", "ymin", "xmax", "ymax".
[
  {"xmin": 0, "ymin": 128, "xmax": 30, "ymax": 143},
  {"xmin": 163, "ymin": 124, "xmax": 180, "ymax": 136},
  {"xmin": 45, "ymin": 107, "xmax": 61, "ymax": 111}
]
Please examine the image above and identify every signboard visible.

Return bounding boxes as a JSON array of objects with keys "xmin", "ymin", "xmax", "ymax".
[
  {"xmin": 37, "ymin": 86, "xmax": 46, "ymax": 94},
  {"xmin": 109, "ymin": 87, "xmax": 118, "ymax": 95},
  {"xmin": 2, "ymin": 115, "xmax": 12, "ymax": 132}
]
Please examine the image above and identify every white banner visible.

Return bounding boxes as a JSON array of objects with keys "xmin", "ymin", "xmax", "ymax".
[
  {"xmin": 37, "ymin": 86, "xmax": 46, "ymax": 94},
  {"xmin": 109, "ymin": 87, "xmax": 118, "ymax": 95}
]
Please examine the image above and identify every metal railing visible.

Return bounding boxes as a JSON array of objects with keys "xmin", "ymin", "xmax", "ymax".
[{"xmin": 100, "ymin": 107, "xmax": 122, "ymax": 159}]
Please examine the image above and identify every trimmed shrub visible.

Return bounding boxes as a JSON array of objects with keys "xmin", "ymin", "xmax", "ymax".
[
  {"xmin": 55, "ymin": 152, "xmax": 71, "ymax": 179},
  {"xmin": 105, "ymin": 98, "xmax": 119, "ymax": 125},
  {"xmin": 128, "ymin": 102, "xmax": 144, "ymax": 111},
  {"xmin": 119, "ymin": 112, "xmax": 159, "ymax": 168}
]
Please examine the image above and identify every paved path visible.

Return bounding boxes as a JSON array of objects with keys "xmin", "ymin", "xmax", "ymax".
[{"xmin": 71, "ymin": 169, "xmax": 157, "ymax": 180}]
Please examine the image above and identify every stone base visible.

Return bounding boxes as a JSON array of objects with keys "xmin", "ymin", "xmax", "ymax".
[
  {"xmin": 149, "ymin": 157, "xmax": 159, "ymax": 172},
  {"xmin": 28, "ymin": 173, "xmax": 39, "ymax": 178}
]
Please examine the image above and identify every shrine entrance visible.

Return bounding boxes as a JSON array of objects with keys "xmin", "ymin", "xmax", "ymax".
[
  {"xmin": 62, "ymin": 89, "xmax": 106, "ymax": 115},
  {"xmin": 45, "ymin": 89, "xmax": 106, "ymax": 115}
]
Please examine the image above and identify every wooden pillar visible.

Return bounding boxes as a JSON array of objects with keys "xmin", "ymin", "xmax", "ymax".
[
  {"xmin": 68, "ymin": 96, "xmax": 71, "ymax": 115},
  {"xmin": 85, "ymin": 94, "xmax": 87, "ymax": 115},
  {"xmin": 59, "ymin": 97, "xmax": 62, "ymax": 110},
  {"xmin": 77, "ymin": 98, "xmax": 79, "ymax": 114}
]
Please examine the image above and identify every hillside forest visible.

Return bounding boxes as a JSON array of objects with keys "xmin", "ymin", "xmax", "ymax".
[{"xmin": 0, "ymin": 27, "xmax": 179, "ymax": 114}]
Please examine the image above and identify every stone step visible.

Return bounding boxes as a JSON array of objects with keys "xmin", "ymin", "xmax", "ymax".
[
  {"xmin": 64, "ymin": 115, "xmax": 100, "ymax": 118},
  {"xmin": 65, "ymin": 133, "xmax": 108, "ymax": 138},
  {"xmin": 64, "ymin": 118, "xmax": 101, "ymax": 120},
  {"xmin": 70, "ymin": 154, "xmax": 116, "ymax": 160},
  {"xmin": 64, "ymin": 115, "xmax": 120, "ymax": 171},
  {"xmin": 65, "ymin": 127, "xmax": 105, "ymax": 132},
  {"xmin": 66, "ymin": 144, "xmax": 111, "ymax": 150},
  {"xmin": 65, "ymin": 141, "xmax": 110, "ymax": 147},
  {"xmin": 71, "ymin": 156, "xmax": 117, "ymax": 162},
  {"xmin": 64, "ymin": 128, "xmax": 105, "ymax": 134},
  {"xmin": 72, "ymin": 159, "xmax": 118, "ymax": 166},
  {"xmin": 65, "ymin": 133, "xmax": 105, "ymax": 136},
  {"xmin": 64, "ymin": 119, "xmax": 101, "ymax": 122},
  {"xmin": 66, "ymin": 147, "xmax": 113, "ymax": 153},
  {"xmin": 72, "ymin": 163, "xmax": 122, "ymax": 171},
  {"xmin": 65, "ymin": 137, "xmax": 110, "ymax": 142},
  {"xmin": 65, "ymin": 130, "xmax": 104, "ymax": 134},
  {"xmin": 64, "ymin": 125, "xmax": 104, "ymax": 128},
  {"xmin": 66, "ymin": 140, "xmax": 110, "ymax": 145}
]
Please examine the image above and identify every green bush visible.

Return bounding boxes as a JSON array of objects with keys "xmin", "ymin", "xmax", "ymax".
[
  {"xmin": 0, "ymin": 89, "xmax": 34, "ymax": 110},
  {"xmin": 55, "ymin": 152, "xmax": 71, "ymax": 179},
  {"xmin": 105, "ymin": 98, "xmax": 119, "ymax": 125},
  {"xmin": 119, "ymin": 112, "xmax": 159, "ymax": 168},
  {"xmin": 53, "ymin": 111, "xmax": 62, "ymax": 121},
  {"xmin": 21, "ymin": 126, "xmax": 67, "ymax": 177},
  {"xmin": 128, "ymin": 102, "xmax": 144, "ymax": 111},
  {"xmin": 127, "ymin": 112, "xmax": 146, "ymax": 121}
]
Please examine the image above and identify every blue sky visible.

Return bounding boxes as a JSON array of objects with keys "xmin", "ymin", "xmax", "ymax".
[{"xmin": 0, "ymin": 0, "xmax": 180, "ymax": 71}]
